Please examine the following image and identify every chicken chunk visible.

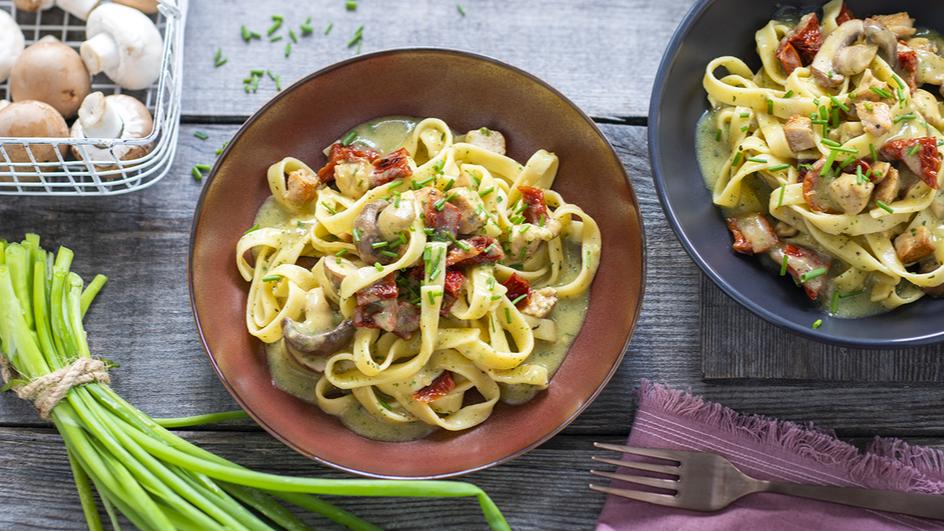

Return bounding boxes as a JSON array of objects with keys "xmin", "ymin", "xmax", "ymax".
[
  {"xmin": 784, "ymin": 115, "xmax": 817, "ymax": 153},
  {"xmin": 828, "ymin": 172, "xmax": 874, "ymax": 214},
  {"xmin": 869, "ymin": 161, "xmax": 892, "ymax": 184},
  {"xmin": 464, "ymin": 128, "xmax": 506, "ymax": 155},
  {"xmin": 725, "ymin": 214, "xmax": 780, "ymax": 254},
  {"xmin": 521, "ymin": 287, "xmax": 557, "ymax": 318},
  {"xmin": 334, "ymin": 159, "xmax": 373, "ymax": 198},
  {"xmin": 894, "ymin": 225, "xmax": 935, "ymax": 263},
  {"xmin": 767, "ymin": 243, "xmax": 831, "ymax": 301},
  {"xmin": 828, "ymin": 121, "xmax": 863, "ymax": 144},
  {"xmin": 774, "ymin": 221, "xmax": 798, "ymax": 238},
  {"xmin": 851, "ymin": 69, "xmax": 890, "ymax": 102},
  {"xmin": 906, "ymin": 37, "xmax": 938, "ymax": 54},
  {"xmin": 855, "ymin": 102, "xmax": 892, "ymax": 137},
  {"xmin": 508, "ymin": 218, "xmax": 562, "ymax": 263},
  {"xmin": 871, "ymin": 12, "xmax": 916, "ymax": 38},
  {"xmin": 285, "ymin": 167, "xmax": 320, "ymax": 206},
  {"xmin": 448, "ymin": 187, "xmax": 487, "ymax": 234},
  {"xmin": 873, "ymin": 165, "xmax": 900, "ymax": 204}
]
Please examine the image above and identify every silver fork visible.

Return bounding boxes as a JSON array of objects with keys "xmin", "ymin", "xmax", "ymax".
[{"xmin": 589, "ymin": 442, "xmax": 944, "ymax": 520}]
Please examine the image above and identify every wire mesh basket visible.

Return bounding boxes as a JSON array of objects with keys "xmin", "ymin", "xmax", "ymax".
[{"xmin": 0, "ymin": 0, "xmax": 186, "ymax": 196}]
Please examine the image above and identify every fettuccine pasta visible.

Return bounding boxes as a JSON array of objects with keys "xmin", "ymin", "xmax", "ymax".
[
  {"xmin": 697, "ymin": 1, "xmax": 944, "ymax": 319},
  {"xmin": 236, "ymin": 116, "xmax": 600, "ymax": 440}
]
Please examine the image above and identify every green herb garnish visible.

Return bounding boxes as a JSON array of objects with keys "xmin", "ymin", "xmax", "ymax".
[{"xmin": 193, "ymin": 131, "xmax": 209, "ymax": 141}]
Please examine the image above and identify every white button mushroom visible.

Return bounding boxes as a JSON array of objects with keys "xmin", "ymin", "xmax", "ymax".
[
  {"xmin": 14, "ymin": 0, "xmax": 55, "ymax": 11},
  {"xmin": 80, "ymin": 3, "xmax": 163, "ymax": 90},
  {"xmin": 0, "ymin": 10, "xmax": 25, "ymax": 83},
  {"xmin": 10, "ymin": 36, "xmax": 91, "ymax": 118},
  {"xmin": 70, "ymin": 91, "xmax": 154, "ymax": 168},
  {"xmin": 55, "ymin": 0, "xmax": 100, "ymax": 20},
  {"xmin": 112, "ymin": 0, "xmax": 158, "ymax": 14},
  {"xmin": 0, "ymin": 100, "xmax": 69, "ymax": 178}
]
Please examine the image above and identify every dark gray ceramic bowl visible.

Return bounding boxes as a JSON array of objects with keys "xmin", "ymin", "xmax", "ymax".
[{"xmin": 650, "ymin": 0, "xmax": 944, "ymax": 347}]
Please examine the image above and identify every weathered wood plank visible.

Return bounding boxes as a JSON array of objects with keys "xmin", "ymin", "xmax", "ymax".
[
  {"xmin": 701, "ymin": 277, "xmax": 944, "ymax": 382},
  {"xmin": 180, "ymin": 0, "xmax": 694, "ymax": 121},
  {"xmin": 0, "ymin": 428, "xmax": 617, "ymax": 530},
  {"xmin": 4, "ymin": 124, "xmax": 944, "ymax": 439}
]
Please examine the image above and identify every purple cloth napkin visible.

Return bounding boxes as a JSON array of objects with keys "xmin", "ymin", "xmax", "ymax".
[{"xmin": 597, "ymin": 381, "xmax": 944, "ymax": 531}]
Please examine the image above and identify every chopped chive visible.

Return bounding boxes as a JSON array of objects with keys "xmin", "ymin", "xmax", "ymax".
[
  {"xmin": 250, "ymin": 68, "xmax": 265, "ymax": 76},
  {"xmin": 892, "ymin": 74, "xmax": 906, "ymax": 89},
  {"xmin": 894, "ymin": 113, "xmax": 916, "ymax": 123},
  {"xmin": 443, "ymin": 178, "xmax": 455, "ymax": 191},
  {"xmin": 240, "ymin": 25, "xmax": 256, "ymax": 42},
  {"xmin": 347, "ymin": 25, "xmax": 364, "ymax": 48},
  {"xmin": 193, "ymin": 131, "xmax": 209, "ymax": 141},
  {"xmin": 783, "ymin": 90, "xmax": 794, "ymax": 98},
  {"xmin": 840, "ymin": 289, "xmax": 864, "ymax": 299},
  {"xmin": 335, "ymin": 249, "xmax": 348, "ymax": 257},
  {"xmin": 830, "ymin": 145, "xmax": 858, "ymax": 154},
  {"xmin": 510, "ymin": 293, "xmax": 527, "ymax": 305},
  {"xmin": 427, "ymin": 290, "xmax": 438, "ymax": 305},
  {"xmin": 746, "ymin": 157, "xmax": 767, "ymax": 163},
  {"xmin": 739, "ymin": 112, "xmax": 750, "ymax": 118},
  {"xmin": 779, "ymin": 253, "xmax": 789, "ymax": 276},
  {"xmin": 897, "ymin": 87, "xmax": 906, "ymax": 104},
  {"xmin": 244, "ymin": 224, "xmax": 260, "ymax": 234},
  {"xmin": 320, "ymin": 201, "xmax": 337, "ymax": 215},
  {"xmin": 732, "ymin": 151, "xmax": 743, "ymax": 167},
  {"xmin": 374, "ymin": 262, "xmax": 384, "ymax": 272},
  {"xmin": 340, "ymin": 131, "xmax": 357, "ymax": 146},
  {"xmin": 434, "ymin": 197, "xmax": 447, "ymax": 211},
  {"xmin": 379, "ymin": 250, "xmax": 399, "ymax": 258},
  {"xmin": 195, "ymin": 164, "xmax": 211, "ymax": 172},
  {"xmin": 371, "ymin": 241, "xmax": 389, "ymax": 249},
  {"xmin": 829, "ymin": 95, "xmax": 849, "ymax": 112},
  {"xmin": 300, "ymin": 17, "xmax": 314, "ymax": 36},
  {"xmin": 262, "ymin": 274, "xmax": 283, "ymax": 282},
  {"xmin": 213, "ymin": 48, "xmax": 227, "ymax": 67},
  {"xmin": 215, "ymin": 141, "xmax": 229, "ymax": 156},
  {"xmin": 504, "ymin": 307, "xmax": 512, "ymax": 324},
  {"xmin": 766, "ymin": 98, "xmax": 773, "ymax": 114},
  {"xmin": 478, "ymin": 187, "xmax": 494, "ymax": 198},
  {"xmin": 768, "ymin": 163, "xmax": 791, "ymax": 172},
  {"xmin": 870, "ymin": 86, "xmax": 892, "ymax": 99},
  {"xmin": 715, "ymin": 128, "xmax": 722, "ymax": 142},
  {"xmin": 812, "ymin": 319, "xmax": 823, "ymax": 329},
  {"xmin": 856, "ymin": 165, "xmax": 867, "ymax": 184},
  {"xmin": 191, "ymin": 166, "xmax": 204, "ymax": 181},
  {"xmin": 324, "ymin": 22, "xmax": 334, "ymax": 35},
  {"xmin": 907, "ymin": 143, "xmax": 921, "ymax": 156},
  {"xmin": 289, "ymin": 29, "xmax": 298, "ymax": 43},
  {"xmin": 284, "ymin": 42, "xmax": 292, "ymax": 58},
  {"xmin": 740, "ymin": 125, "xmax": 749, "ymax": 132},
  {"xmin": 776, "ymin": 185, "xmax": 786, "ymax": 208},
  {"xmin": 876, "ymin": 200, "xmax": 894, "ymax": 213},
  {"xmin": 267, "ymin": 16, "xmax": 283, "ymax": 36},
  {"xmin": 830, "ymin": 290, "xmax": 840, "ymax": 313},
  {"xmin": 821, "ymin": 138, "xmax": 841, "ymax": 147},
  {"xmin": 352, "ymin": 227, "xmax": 361, "ymax": 242},
  {"xmin": 870, "ymin": 143, "xmax": 878, "ymax": 162},
  {"xmin": 346, "ymin": 0, "xmax": 357, "ymax": 10},
  {"xmin": 269, "ymin": 35, "xmax": 283, "ymax": 42},
  {"xmin": 800, "ymin": 267, "xmax": 827, "ymax": 283}
]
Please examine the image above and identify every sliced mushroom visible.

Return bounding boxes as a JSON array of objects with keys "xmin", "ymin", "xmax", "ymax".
[
  {"xmin": 376, "ymin": 197, "xmax": 416, "ymax": 241},
  {"xmin": 863, "ymin": 18, "xmax": 898, "ymax": 66},
  {"xmin": 14, "ymin": 0, "xmax": 54, "ymax": 11},
  {"xmin": 812, "ymin": 20, "xmax": 865, "ymax": 87},
  {"xmin": 70, "ymin": 92, "xmax": 154, "ymax": 169},
  {"xmin": 0, "ymin": 11, "xmax": 24, "ymax": 83},
  {"xmin": 354, "ymin": 200, "xmax": 397, "ymax": 265},
  {"xmin": 10, "ymin": 36, "xmax": 91, "ymax": 118},
  {"xmin": 834, "ymin": 43, "xmax": 878, "ymax": 76},
  {"xmin": 113, "ymin": 0, "xmax": 159, "ymax": 13},
  {"xmin": 0, "ymin": 101, "xmax": 69, "ymax": 178},
  {"xmin": 81, "ymin": 3, "xmax": 163, "ymax": 89},
  {"xmin": 282, "ymin": 319, "xmax": 355, "ymax": 371}
]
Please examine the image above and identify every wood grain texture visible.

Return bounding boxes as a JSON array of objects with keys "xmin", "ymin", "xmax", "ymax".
[
  {"xmin": 0, "ymin": 428, "xmax": 618, "ymax": 530},
  {"xmin": 702, "ymin": 278, "xmax": 944, "ymax": 382},
  {"xmin": 4, "ymin": 124, "xmax": 944, "ymax": 440},
  {"xmin": 180, "ymin": 0, "xmax": 693, "ymax": 121}
]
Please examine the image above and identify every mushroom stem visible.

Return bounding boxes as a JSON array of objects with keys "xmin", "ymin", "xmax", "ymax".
[
  {"xmin": 80, "ymin": 32, "xmax": 118, "ymax": 76},
  {"xmin": 78, "ymin": 92, "xmax": 123, "ymax": 139},
  {"xmin": 55, "ymin": 0, "xmax": 100, "ymax": 20}
]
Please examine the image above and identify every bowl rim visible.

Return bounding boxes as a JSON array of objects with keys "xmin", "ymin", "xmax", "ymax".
[
  {"xmin": 647, "ymin": 0, "xmax": 944, "ymax": 348},
  {"xmin": 188, "ymin": 46, "xmax": 647, "ymax": 478}
]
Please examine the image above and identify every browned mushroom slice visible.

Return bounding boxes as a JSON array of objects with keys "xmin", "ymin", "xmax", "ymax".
[{"xmin": 282, "ymin": 319, "xmax": 355, "ymax": 371}]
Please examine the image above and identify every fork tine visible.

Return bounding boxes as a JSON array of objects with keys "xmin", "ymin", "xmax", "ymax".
[
  {"xmin": 593, "ymin": 442, "xmax": 684, "ymax": 462},
  {"xmin": 588, "ymin": 483, "xmax": 679, "ymax": 507},
  {"xmin": 591, "ymin": 455, "xmax": 679, "ymax": 475},
  {"xmin": 590, "ymin": 469, "xmax": 678, "ymax": 490}
]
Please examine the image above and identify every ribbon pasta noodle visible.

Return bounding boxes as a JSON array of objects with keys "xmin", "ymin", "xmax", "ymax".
[
  {"xmin": 236, "ymin": 116, "xmax": 600, "ymax": 440},
  {"xmin": 696, "ymin": 1, "xmax": 944, "ymax": 318}
]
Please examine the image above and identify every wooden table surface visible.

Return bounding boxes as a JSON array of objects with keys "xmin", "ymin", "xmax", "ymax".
[{"xmin": 3, "ymin": 1, "xmax": 944, "ymax": 529}]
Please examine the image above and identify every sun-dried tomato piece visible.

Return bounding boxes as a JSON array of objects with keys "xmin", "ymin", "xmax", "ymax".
[
  {"xmin": 446, "ymin": 235, "xmax": 505, "ymax": 266},
  {"xmin": 501, "ymin": 273, "xmax": 531, "ymax": 308},
  {"xmin": 776, "ymin": 42, "xmax": 804, "ymax": 75},
  {"xmin": 835, "ymin": 2, "xmax": 854, "ymax": 25},
  {"xmin": 881, "ymin": 137, "xmax": 942, "ymax": 189},
  {"xmin": 443, "ymin": 270, "xmax": 465, "ymax": 298},
  {"xmin": 371, "ymin": 148, "xmax": 412, "ymax": 187},
  {"xmin": 897, "ymin": 46, "xmax": 918, "ymax": 92},
  {"xmin": 518, "ymin": 186, "xmax": 550, "ymax": 224},
  {"xmin": 355, "ymin": 274, "xmax": 398, "ymax": 306},
  {"xmin": 412, "ymin": 371, "xmax": 456, "ymax": 403},
  {"xmin": 316, "ymin": 143, "xmax": 379, "ymax": 183},
  {"xmin": 776, "ymin": 13, "xmax": 822, "ymax": 74},
  {"xmin": 423, "ymin": 189, "xmax": 461, "ymax": 238}
]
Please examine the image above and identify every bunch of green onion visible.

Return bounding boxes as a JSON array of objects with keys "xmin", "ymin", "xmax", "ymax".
[{"xmin": 0, "ymin": 235, "xmax": 509, "ymax": 531}]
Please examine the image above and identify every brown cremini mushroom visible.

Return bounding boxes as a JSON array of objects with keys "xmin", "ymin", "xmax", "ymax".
[
  {"xmin": 13, "ymin": 0, "xmax": 54, "ymax": 11},
  {"xmin": 70, "ymin": 92, "xmax": 154, "ymax": 168},
  {"xmin": 0, "ymin": 10, "xmax": 25, "ymax": 83},
  {"xmin": 10, "ymin": 36, "xmax": 91, "ymax": 118},
  {"xmin": 0, "ymin": 100, "xmax": 69, "ymax": 178}
]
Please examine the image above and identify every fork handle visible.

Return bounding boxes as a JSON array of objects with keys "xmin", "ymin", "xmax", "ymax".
[{"xmin": 762, "ymin": 481, "xmax": 944, "ymax": 520}]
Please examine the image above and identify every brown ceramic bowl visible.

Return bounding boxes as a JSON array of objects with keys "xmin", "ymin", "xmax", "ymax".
[{"xmin": 189, "ymin": 48, "xmax": 645, "ymax": 479}]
